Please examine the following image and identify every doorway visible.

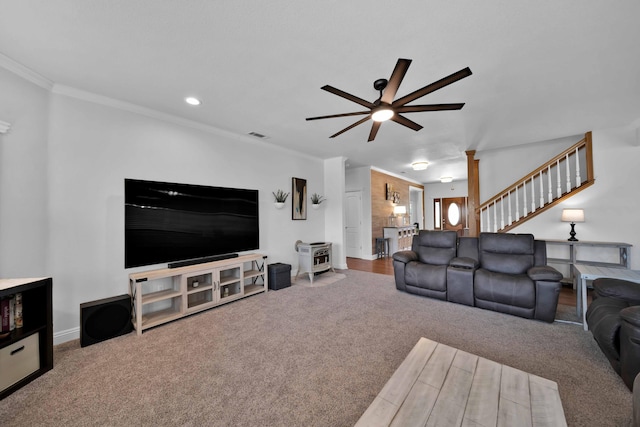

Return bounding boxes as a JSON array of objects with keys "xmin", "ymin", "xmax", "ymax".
[
  {"xmin": 441, "ymin": 197, "xmax": 467, "ymax": 235},
  {"xmin": 409, "ymin": 186, "xmax": 424, "ymax": 229}
]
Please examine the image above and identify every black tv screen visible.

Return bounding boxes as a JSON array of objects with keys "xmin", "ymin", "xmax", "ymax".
[{"xmin": 125, "ymin": 179, "xmax": 259, "ymax": 268}]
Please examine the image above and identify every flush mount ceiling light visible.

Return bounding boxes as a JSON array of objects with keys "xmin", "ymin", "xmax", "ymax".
[
  {"xmin": 411, "ymin": 161, "xmax": 429, "ymax": 171},
  {"xmin": 185, "ymin": 97, "xmax": 202, "ymax": 106},
  {"xmin": 440, "ymin": 176, "xmax": 453, "ymax": 183}
]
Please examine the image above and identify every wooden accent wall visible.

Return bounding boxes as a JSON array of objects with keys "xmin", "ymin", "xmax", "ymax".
[{"xmin": 370, "ymin": 169, "xmax": 424, "ymax": 254}]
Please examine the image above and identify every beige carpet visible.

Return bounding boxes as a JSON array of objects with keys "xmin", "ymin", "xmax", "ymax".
[
  {"xmin": 0, "ymin": 269, "xmax": 632, "ymax": 426},
  {"xmin": 292, "ymin": 271, "xmax": 346, "ymax": 287}
]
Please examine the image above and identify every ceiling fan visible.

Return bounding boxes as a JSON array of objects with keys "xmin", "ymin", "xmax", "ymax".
[{"xmin": 306, "ymin": 58, "xmax": 472, "ymax": 142}]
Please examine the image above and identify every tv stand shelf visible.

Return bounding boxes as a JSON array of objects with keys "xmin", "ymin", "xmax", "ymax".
[{"xmin": 129, "ymin": 253, "xmax": 267, "ymax": 335}]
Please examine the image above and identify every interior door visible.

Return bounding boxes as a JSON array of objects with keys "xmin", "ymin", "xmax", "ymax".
[
  {"xmin": 442, "ymin": 197, "xmax": 467, "ymax": 235},
  {"xmin": 345, "ymin": 191, "xmax": 363, "ymax": 258}
]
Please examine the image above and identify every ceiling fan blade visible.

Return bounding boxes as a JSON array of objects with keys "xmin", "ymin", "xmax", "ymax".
[
  {"xmin": 391, "ymin": 114, "xmax": 423, "ymax": 131},
  {"xmin": 329, "ymin": 116, "xmax": 371, "ymax": 138},
  {"xmin": 322, "ymin": 85, "xmax": 375, "ymax": 109},
  {"xmin": 395, "ymin": 103, "xmax": 465, "ymax": 113},
  {"xmin": 306, "ymin": 111, "xmax": 371, "ymax": 121},
  {"xmin": 368, "ymin": 121, "xmax": 382, "ymax": 142},
  {"xmin": 381, "ymin": 58, "xmax": 412, "ymax": 104},
  {"xmin": 393, "ymin": 67, "xmax": 472, "ymax": 107}
]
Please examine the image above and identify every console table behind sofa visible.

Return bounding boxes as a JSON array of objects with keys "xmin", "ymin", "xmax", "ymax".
[{"xmin": 545, "ymin": 240, "xmax": 632, "ymax": 282}]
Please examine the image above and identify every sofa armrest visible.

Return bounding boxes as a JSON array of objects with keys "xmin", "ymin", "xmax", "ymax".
[
  {"xmin": 621, "ymin": 306, "xmax": 640, "ymax": 328},
  {"xmin": 620, "ymin": 306, "xmax": 640, "ymax": 390},
  {"xmin": 527, "ymin": 265, "xmax": 563, "ymax": 282},
  {"xmin": 449, "ymin": 257, "xmax": 478, "ymax": 270},
  {"xmin": 594, "ymin": 278, "xmax": 640, "ymax": 305},
  {"xmin": 392, "ymin": 250, "xmax": 418, "ymax": 264}
]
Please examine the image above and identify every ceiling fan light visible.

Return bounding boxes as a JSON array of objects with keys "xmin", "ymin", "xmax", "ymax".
[
  {"xmin": 372, "ymin": 108, "xmax": 394, "ymax": 122},
  {"xmin": 185, "ymin": 96, "xmax": 202, "ymax": 106},
  {"xmin": 411, "ymin": 162, "xmax": 429, "ymax": 171}
]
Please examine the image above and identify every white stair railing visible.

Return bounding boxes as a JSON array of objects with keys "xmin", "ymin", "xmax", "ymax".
[{"xmin": 479, "ymin": 133, "xmax": 593, "ymax": 233}]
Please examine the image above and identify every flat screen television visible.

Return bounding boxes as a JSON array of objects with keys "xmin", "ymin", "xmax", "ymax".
[{"xmin": 125, "ymin": 179, "xmax": 259, "ymax": 268}]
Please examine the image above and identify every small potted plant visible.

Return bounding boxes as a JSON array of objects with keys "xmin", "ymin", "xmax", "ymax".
[
  {"xmin": 310, "ymin": 193, "xmax": 325, "ymax": 209},
  {"xmin": 272, "ymin": 189, "xmax": 289, "ymax": 209}
]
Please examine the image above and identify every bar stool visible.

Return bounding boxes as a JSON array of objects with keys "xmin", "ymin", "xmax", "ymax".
[{"xmin": 375, "ymin": 237, "xmax": 390, "ymax": 259}]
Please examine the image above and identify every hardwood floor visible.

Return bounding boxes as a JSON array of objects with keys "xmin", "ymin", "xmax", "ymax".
[
  {"xmin": 347, "ymin": 256, "xmax": 395, "ymax": 275},
  {"xmin": 346, "ymin": 256, "xmax": 583, "ymax": 307}
]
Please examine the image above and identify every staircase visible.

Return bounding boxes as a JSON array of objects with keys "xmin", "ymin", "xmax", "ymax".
[{"xmin": 478, "ymin": 132, "xmax": 594, "ymax": 233}]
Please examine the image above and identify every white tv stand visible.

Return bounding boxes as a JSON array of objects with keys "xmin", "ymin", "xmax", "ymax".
[{"xmin": 129, "ymin": 253, "xmax": 267, "ymax": 335}]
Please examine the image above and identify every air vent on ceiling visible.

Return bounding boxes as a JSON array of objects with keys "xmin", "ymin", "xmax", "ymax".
[{"xmin": 248, "ymin": 131, "xmax": 269, "ymax": 139}]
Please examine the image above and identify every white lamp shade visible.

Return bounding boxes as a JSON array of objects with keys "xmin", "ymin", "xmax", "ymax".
[
  {"xmin": 393, "ymin": 205, "xmax": 407, "ymax": 215},
  {"xmin": 561, "ymin": 209, "xmax": 585, "ymax": 223}
]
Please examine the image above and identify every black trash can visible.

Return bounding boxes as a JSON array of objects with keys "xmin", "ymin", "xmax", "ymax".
[{"xmin": 268, "ymin": 263, "xmax": 292, "ymax": 290}]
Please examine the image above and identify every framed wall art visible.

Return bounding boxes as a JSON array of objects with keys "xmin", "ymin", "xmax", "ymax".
[{"xmin": 292, "ymin": 177, "xmax": 307, "ymax": 220}]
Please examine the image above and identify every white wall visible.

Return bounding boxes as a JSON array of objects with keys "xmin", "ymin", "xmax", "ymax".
[
  {"xmin": 481, "ymin": 127, "xmax": 640, "ymax": 270},
  {"xmin": 324, "ymin": 157, "xmax": 347, "ymax": 269},
  {"xmin": 345, "ymin": 166, "xmax": 372, "ymax": 259},
  {"xmin": 423, "ymin": 180, "xmax": 468, "ymax": 230},
  {"xmin": 476, "ymin": 135, "xmax": 581, "ymax": 201},
  {"xmin": 0, "ymin": 67, "xmax": 329, "ymax": 342},
  {"xmin": 0, "ymin": 67, "xmax": 50, "ymax": 276}
]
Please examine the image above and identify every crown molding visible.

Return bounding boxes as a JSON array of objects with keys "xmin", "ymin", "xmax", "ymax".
[
  {"xmin": 0, "ymin": 52, "xmax": 53, "ymax": 90},
  {"xmin": 51, "ymin": 84, "xmax": 320, "ymax": 162},
  {"xmin": 51, "ymin": 84, "xmax": 259, "ymax": 141},
  {"xmin": 0, "ymin": 120, "xmax": 11, "ymax": 134}
]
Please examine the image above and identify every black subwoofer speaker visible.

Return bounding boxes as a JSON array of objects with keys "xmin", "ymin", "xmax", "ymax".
[{"xmin": 80, "ymin": 294, "xmax": 133, "ymax": 347}]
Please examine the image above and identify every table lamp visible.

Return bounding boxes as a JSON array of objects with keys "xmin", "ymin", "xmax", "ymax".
[{"xmin": 561, "ymin": 209, "xmax": 585, "ymax": 241}]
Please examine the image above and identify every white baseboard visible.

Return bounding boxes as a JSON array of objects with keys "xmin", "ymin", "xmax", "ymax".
[{"xmin": 54, "ymin": 327, "xmax": 79, "ymax": 345}]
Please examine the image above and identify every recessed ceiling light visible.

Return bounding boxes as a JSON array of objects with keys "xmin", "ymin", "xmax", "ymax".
[
  {"xmin": 185, "ymin": 97, "xmax": 202, "ymax": 106},
  {"xmin": 411, "ymin": 162, "xmax": 429, "ymax": 171}
]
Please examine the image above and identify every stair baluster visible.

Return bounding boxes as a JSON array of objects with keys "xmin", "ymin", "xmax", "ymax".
[{"xmin": 477, "ymin": 132, "xmax": 594, "ymax": 233}]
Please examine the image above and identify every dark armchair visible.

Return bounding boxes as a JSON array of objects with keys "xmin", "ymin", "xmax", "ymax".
[
  {"xmin": 586, "ymin": 278, "xmax": 640, "ymax": 390},
  {"xmin": 393, "ymin": 230, "xmax": 458, "ymax": 300},
  {"xmin": 473, "ymin": 233, "xmax": 563, "ymax": 322}
]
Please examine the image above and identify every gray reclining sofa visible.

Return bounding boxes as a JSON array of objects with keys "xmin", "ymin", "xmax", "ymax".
[{"xmin": 392, "ymin": 230, "xmax": 563, "ymax": 322}]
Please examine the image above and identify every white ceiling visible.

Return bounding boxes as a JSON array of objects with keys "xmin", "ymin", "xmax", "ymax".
[{"xmin": 1, "ymin": 0, "xmax": 639, "ymax": 183}]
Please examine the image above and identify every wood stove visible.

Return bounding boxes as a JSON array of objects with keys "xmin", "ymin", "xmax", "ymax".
[{"xmin": 295, "ymin": 241, "xmax": 334, "ymax": 284}]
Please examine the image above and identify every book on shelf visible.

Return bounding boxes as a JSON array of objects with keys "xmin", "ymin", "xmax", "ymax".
[{"xmin": 0, "ymin": 295, "xmax": 17, "ymax": 333}]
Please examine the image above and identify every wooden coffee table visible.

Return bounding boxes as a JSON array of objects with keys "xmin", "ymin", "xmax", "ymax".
[{"xmin": 355, "ymin": 338, "xmax": 567, "ymax": 427}]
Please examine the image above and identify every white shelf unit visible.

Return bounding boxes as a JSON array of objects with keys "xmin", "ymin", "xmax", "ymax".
[{"xmin": 129, "ymin": 253, "xmax": 267, "ymax": 335}]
